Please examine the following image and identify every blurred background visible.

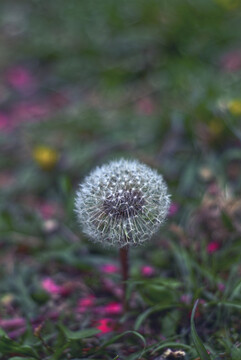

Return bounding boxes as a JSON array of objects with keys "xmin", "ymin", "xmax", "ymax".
[
  {"xmin": 0, "ymin": 0, "xmax": 241, "ymax": 357},
  {"xmin": 0, "ymin": 0, "xmax": 241, "ymax": 197},
  {"xmin": 0, "ymin": 0, "xmax": 241, "ymax": 236}
]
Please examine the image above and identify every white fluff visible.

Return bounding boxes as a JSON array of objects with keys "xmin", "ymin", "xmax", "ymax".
[{"xmin": 75, "ymin": 159, "xmax": 170, "ymax": 248}]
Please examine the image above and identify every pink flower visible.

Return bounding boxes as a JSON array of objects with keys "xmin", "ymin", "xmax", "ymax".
[
  {"xmin": 77, "ymin": 296, "xmax": 95, "ymax": 313},
  {"xmin": 37, "ymin": 201, "xmax": 58, "ymax": 220},
  {"xmin": 42, "ymin": 278, "xmax": 61, "ymax": 294},
  {"xmin": 0, "ymin": 317, "xmax": 26, "ymax": 339},
  {"xmin": 8, "ymin": 327, "xmax": 26, "ymax": 339},
  {"xmin": 41, "ymin": 278, "xmax": 71, "ymax": 296},
  {"xmin": 218, "ymin": 283, "xmax": 225, "ymax": 292},
  {"xmin": 0, "ymin": 317, "xmax": 25, "ymax": 329},
  {"xmin": 180, "ymin": 294, "xmax": 192, "ymax": 305},
  {"xmin": 168, "ymin": 202, "xmax": 179, "ymax": 216},
  {"xmin": 101, "ymin": 264, "xmax": 119, "ymax": 274},
  {"xmin": 102, "ymin": 302, "xmax": 122, "ymax": 315},
  {"xmin": 207, "ymin": 241, "xmax": 220, "ymax": 254},
  {"xmin": 78, "ymin": 297, "xmax": 95, "ymax": 308},
  {"xmin": 141, "ymin": 265, "xmax": 155, "ymax": 277},
  {"xmin": 95, "ymin": 318, "xmax": 114, "ymax": 334},
  {"xmin": 6, "ymin": 66, "xmax": 36, "ymax": 92}
]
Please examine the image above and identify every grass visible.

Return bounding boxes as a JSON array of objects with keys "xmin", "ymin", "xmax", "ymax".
[{"xmin": 0, "ymin": 0, "xmax": 241, "ymax": 359}]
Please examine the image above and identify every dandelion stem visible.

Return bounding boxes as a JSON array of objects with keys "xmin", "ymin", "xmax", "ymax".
[{"xmin": 119, "ymin": 245, "xmax": 129, "ymax": 312}]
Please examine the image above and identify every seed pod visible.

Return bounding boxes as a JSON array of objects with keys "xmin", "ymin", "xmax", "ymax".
[{"xmin": 75, "ymin": 159, "xmax": 170, "ymax": 248}]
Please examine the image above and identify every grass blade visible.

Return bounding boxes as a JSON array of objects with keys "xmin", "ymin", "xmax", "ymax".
[{"xmin": 191, "ymin": 300, "xmax": 211, "ymax": 360}]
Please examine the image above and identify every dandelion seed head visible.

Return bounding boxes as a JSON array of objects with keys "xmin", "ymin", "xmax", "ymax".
[{"xmin": 75, "ymin": 159, "xmax": 170, "ymax": 248}]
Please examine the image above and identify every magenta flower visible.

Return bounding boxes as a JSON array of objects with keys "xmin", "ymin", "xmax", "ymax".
[
  {"xmin": 207, "ymin": 241, "xmax": 220, "ymax": 254},
  {"xmin": 180, "ymin": 294, "xmax": 192, "ymax": 305},
  {"xmin": 101, "ymin": 264, "xmax": 119, "ymax": 274},
  {"xmin": 37, "ymin": 201, "xmax": 59, "ymax": 220},
  {"xmin": 42, "ymin": 278, "xmax": 60, "ymax": 294},
  {"xmin": 41, "ymin": 278, "xmax": 71, "ymax": 296},
  {"xmin": 0, "ymin": 317, "xmax": 26, "ymax": 339},
  {"xmin": 141, "ymin": 265, "xmax": 155, "ymax": 277},
  {"xmin": 218, "ymin": 283, "xmax": 225, "ymax": 292},
  {"xmin": 6, "ymin": 66, "xmax": 36, "ymax": 92},
  {"xmin": 102, "ymin": 302, "xmax": 122, "ymax": 315},
  {"xmin": 0, "ymin": 317, "xmax": 25, "ymax": 329},
  {"xmin": 168, "ymin": 202, "xmax": 179, "ymax": 216},
  {"xmin": 95, "ymin": 318, "xmax": 114, "ymax": 334},
  {"xmin": 77, "ymin": 296, "xmax": 95, "ymax": 313}
]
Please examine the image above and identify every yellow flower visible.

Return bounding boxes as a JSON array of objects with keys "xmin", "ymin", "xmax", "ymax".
[
  {"xmin": 33, "ymin": 146, "xmax": 59, "ymax": 170},
  {"xmin": 228, "ymin": 99, "xmax": 241, "ymax": 116},
  {"xmin": 209, "ymin": 119, "xmax": 225, "ymax": 136},
  {"xmin": 1, "ymin": 294, "xmax": 14, "ymax": 306},
  {"xmin": 214, "ymin": 0, "xmax": 240, "ymax": 10}
]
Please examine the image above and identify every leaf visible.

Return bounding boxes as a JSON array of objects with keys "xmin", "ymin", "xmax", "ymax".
[
  {"xmin": 59, "ymin": 325, "xmax": 100, "ymax": 340},
  {"xmin": 0, "ymin": 328, "xmax": 7, "ymax": 337},
  {"xmin": 0, "ymin": 336, "xmax": 39, "ymax": 359},
  {"xmin": 221, "ymin": 211, "xmax": 234, "ymax": 231},
  {"xmin": 99, "ymin": 330, "xmax": 146, "ymax": 351},
  {"xmin": 223, "ymin": 148, "xmax": 241, "ymax": 162},
  {"xmin": 218, "ymin": 301, "xmax": 241, "ymax": 310},
  {"xmin": 151, "ymin": 341, "xmax": 191, "ymax": 354},
  {"xmin": 229, "ymin": 279, "xmax": 241, "ymax": 300},
  {"xmin": 59, "ymin": 176, "xmax": 71, "ymax": 196},
  {"xmin": 136, "ymin": 279, "xmax": 179, "ymax": 305},
  {"xmin": 191, "ymin": 300, "xmax": 211, "ymax": 360},
  {"xmin": 0, "ymin": 210, "xmax": 13, "ymax": 229},
  {"xmin": 134, "ymin": 304, "xmax": 175, "ymax": 331}
]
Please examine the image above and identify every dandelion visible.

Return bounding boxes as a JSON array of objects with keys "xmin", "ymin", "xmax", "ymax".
[
  {"xmin": 75, "ymin": 158, "xmax": 170, "ymax": 310},
  {"xmin": 75, "ymin": 159, "xmax": 170, "ymax": 248}
]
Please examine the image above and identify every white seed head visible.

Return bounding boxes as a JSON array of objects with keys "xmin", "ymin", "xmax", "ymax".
[{"xmin": 75, "ymin": 159, "xmax": 170, "ymax": 248}]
